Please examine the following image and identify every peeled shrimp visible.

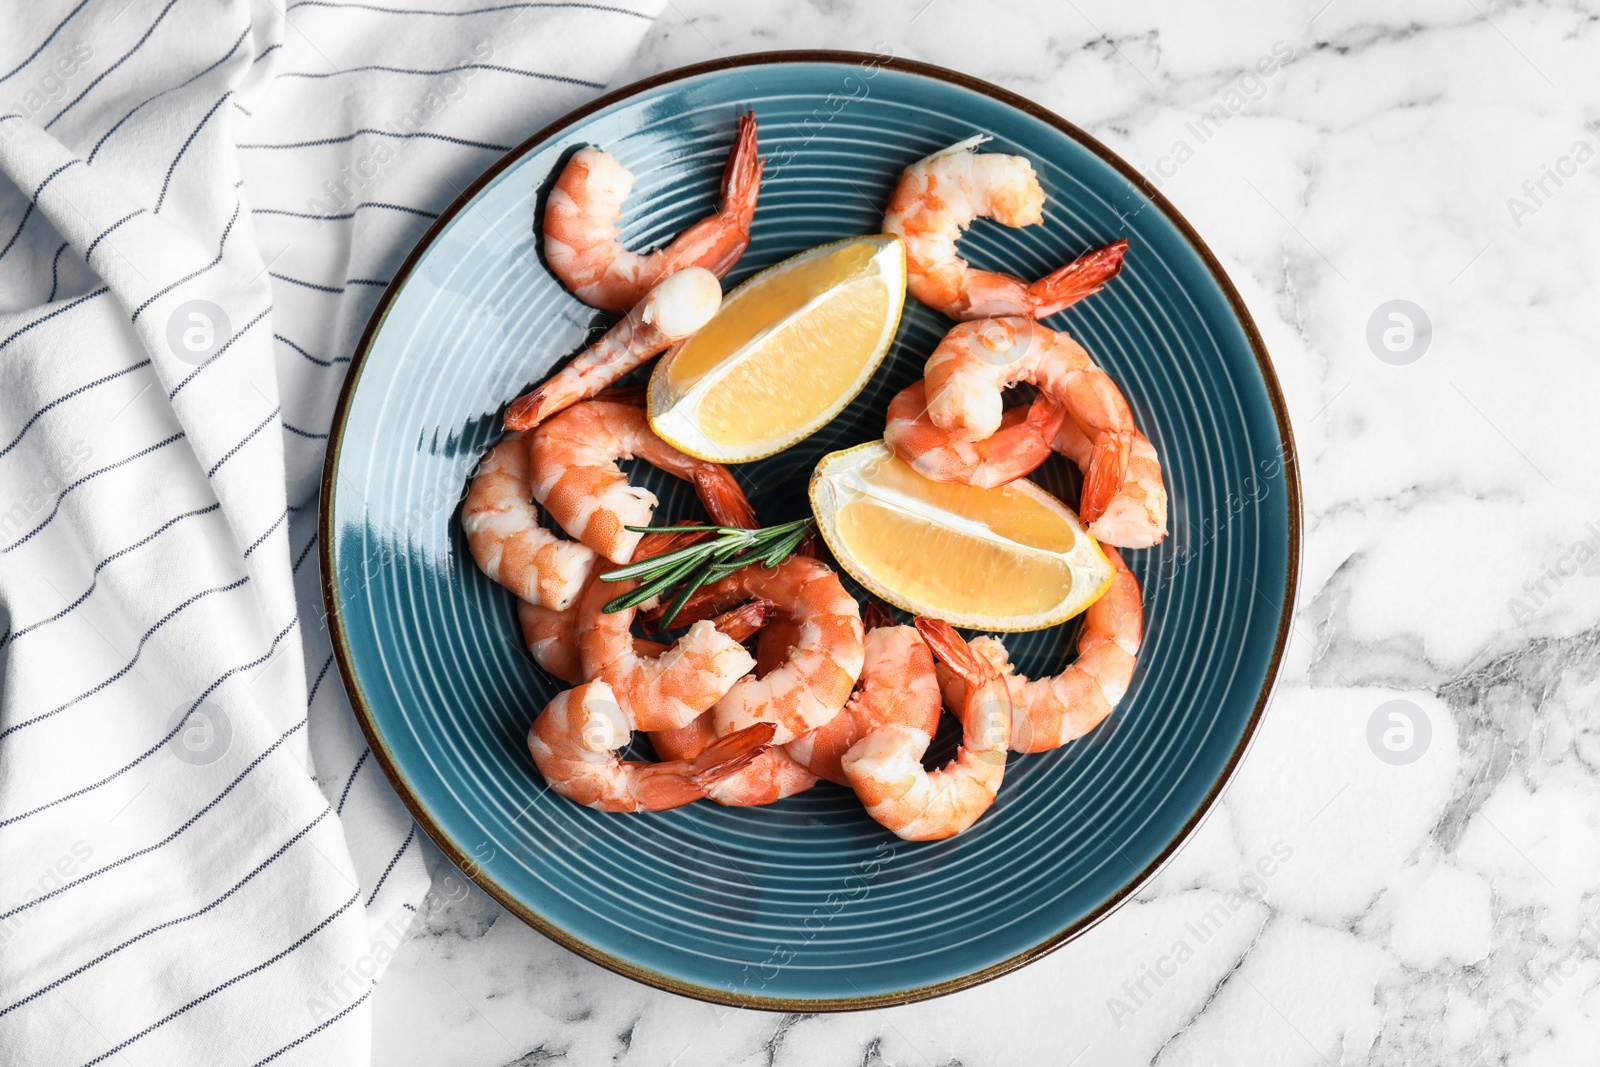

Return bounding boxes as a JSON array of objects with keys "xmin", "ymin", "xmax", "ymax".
[
  {"xmin": 841, "ymin": 618, "xmax": 1012, "ymax": 841},
  {"xmin": 657, "ymin": 556, "xmax": 864, "ymax": 746},
  {"xmin": 785, "ymin": 604, "xmax": 943, "ymax": 787},
  {"xmin": 517, "ymin": 600, "xmax": 586, "ymax": 683},
  {"xmin": 708, "ymin": 557, "xmax": 864, "ymax": 745},
  {"xmin": 504, "ymin": 267, "xmax": 722, "ymax": 431},
  {"xmin": 462, "ymin": 433, "xmax": 597, "ymax": 610},
  {"xmin": 527, "ymin": 680, "xmax": 775, "ymax": 812},
  {"xmin": 647, "ymin": 600, "xmax": 818, "ymax": 807},
  {"xmin": 543, "ymin": 112, "xmax": 764, "ymax": 313},
  {"xmin": 922, "ymin": 317, "xmax": 1167, "ymax": 547},
  {"xmin": 883, "ymin": 135, "xmax": 1127, "ymax": 320},
  {"xmin": 526, "ymin": 568, "xmax": 813, "ymax": 807},
  {"xmin": 1050, "ymin": 415, "xmax": 1167, "ymax": 553},
  {"xmin": 576, "ymin": 531, "xmax": 762, "ymax": 732},
  {"xmin": 883, "ymin": 380, "xmax": 1064, "ymax": 489},
  {"xmin": 942, "ymin": 545, "xmax": 1143, "ymax": 753},
  {"xmin": 514, "ymin": 526, "xmax": 707, "ymax": 683},
  {"xmin": 527, "ymin": 400, "xmax": 753, "ymax": 564},
  {"xmin": 514, "ymin": 524, "xmax": 733, "ymax": 684},
  {"xmin": 517, "ymin": 592, "xmax": 701, "ymax": 684}
]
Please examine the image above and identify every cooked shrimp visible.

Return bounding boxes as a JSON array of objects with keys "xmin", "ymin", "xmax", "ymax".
[
  {"xmin": 632, "ymin": 538, "xmax": 831, "ymax": 805},
  {"xmin": 515, "ymin": 526, "xmax": 710, "ymax": 683},
  {"xmin": 517, "ymin": 594, "xmax": 689, "ymax": 684},
  {"xmin": 657, "ymin": 729, "xmax": 811, "ymax": 808},
  {"xmin": 529, "ymin": 573, "xmax": 805, "ymax": 807},
  {"xmin": 741, "ymin": 529, "xmax": 815, "ymax": 672},
  {"xmin": 922, "ymin": 317, "xmax": 1167, "ymax": 547},
  {"xmin": 462, "ymin": 434, "xmax": 597, "ymax": 610},
  {"xmin": 785, "ymin": 604, "xmax": 942, "ymax": 786},
  {"xmin": 643, "ymin": 596, "xmax": 818, "ymax": 806},
  {"xmin": 942, "ymin": 545, "xmax": 1142, "ymax": 752},
  {"xmin": 653, "ymin": 714, "xmax": 818, "ymax": 806},
  {"xmin": 514, "ymin": 523, "xmax": 751, "ymax": 685},
  {"xmin": 705, "ymin": 557, "xmax": 864, "ymax": 745},
  {"xmin": 543, "ymin": 112, "xmax": 764, "ymax": 313},
  {"xmin": 528, "ymin": 400, "xmax": 754, "ymax": 564},
  {"xmin": 517, "ymin": 600, "xmax": 586, "ymax": 683},
  {"xmin": 883, "ymin": 135, "xmax": 1127, "ymax": 320},
  {"xmin": 1049, "ymin": 414, "xmax": 1168, "ymax": 551},
  {"xmin": 841, "ymin": 618, "xmax": 1012, "ymax": 841},
  {"xmin": 527, "ymin": 680, "xmax": 775, "ymax": 812},
  {"xmin": 883, "ymin": 380, "xmax": 1064, "ymax": 489},
  {"xmin": 575, "ymin": 531, "xmax": 762, "ymax": 732},
  {"xmin": 504, "ymin": 267, "xmax": 722, "ymax": 431},
  {"xmin": 654, "ymin": 556, "xmax": 862, "ymax": 745}
]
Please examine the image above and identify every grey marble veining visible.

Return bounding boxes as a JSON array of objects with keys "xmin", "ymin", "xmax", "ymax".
[{"xmin": 371, "ymin": 1, "xmax": 1600, "ymax": 1063}]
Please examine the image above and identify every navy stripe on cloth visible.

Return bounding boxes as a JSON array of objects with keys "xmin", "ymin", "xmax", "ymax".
[
  {"xmin": 78, "ymin": 888, "xmax": 362, "ymax": 1067},
  {"xmin": 1, "ymin": 432, "xmax": 186, "ymax": 553},
  {"xmin": 0, "ymin": 0, "xmax": 95, "ymax": 84},
  {"xmin": 0, "ymin": 616, "xmax": 299, "ymax": 829},
  {"xmin": 0, "ymin": 502, "xmax": 221, "ymax": 648},
  {"xmin": 0, "ymin": 806, "xmax": 334, "ymax": 1018},
  {"xmin": 0, "ymin": 360, "xmax": 150, "ymax": 460},
  {"xmin": 237, "ymin": 128, "xmax": 509, "ymax": 151},
  {"xmin": 46, "ymin": 0, "xmax": 184, "ymax": 132},
  {"xmin": 364, "ymin": 825, "xmax": 415, "ymax": 906},
  {"xmin": 0, "ymin": 577, "xmax": 252, "ymax": 740},
  {"xmin": 249, "ymin": 987, "xmax": 372, "ymax": 1067},
  {"xmin": 0, "ymin": 714, "xmax": 311, "ymax": 920}
]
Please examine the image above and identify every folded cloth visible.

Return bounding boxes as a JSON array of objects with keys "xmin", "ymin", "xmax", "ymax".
[{"xmin": 0, "ymin": 2, "xmax": 661, "ymax": 1062}]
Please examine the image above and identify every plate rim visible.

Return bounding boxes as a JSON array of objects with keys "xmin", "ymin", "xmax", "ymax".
[{"xmin": 318, "ymin": 48, "xmax": 1303, "ymax": 1012}]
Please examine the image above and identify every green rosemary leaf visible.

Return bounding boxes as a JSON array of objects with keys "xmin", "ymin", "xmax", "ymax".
[
  {"xmin": 601, "ymin": 552, "xmax": 704, "ymax": 614},
  {"xmin": 597, "ymin": 539, "xmax": 709, "ymax": 583},
  {"xmin": 759, "ymin": 526, "xmax": 810, "ymax": 567},
  {"xmin": 599, "ymin": 519, "xmax": 815, "ymax": 616},
  {"xmin": 623, "ymin": 524, "xmax": 717, "ymax": 534},
  {"xmin": 655, "ymin": 557, "xmax": 719, "ymax": 629},
  {"xmin": 704, "ymin": 556, "xmax": 754, "ymax": 583}
]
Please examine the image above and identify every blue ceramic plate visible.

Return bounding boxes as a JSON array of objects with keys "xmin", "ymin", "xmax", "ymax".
[{"xmin": 322, "ymin": 52, "xmax": 1300, "ymax": 1010}]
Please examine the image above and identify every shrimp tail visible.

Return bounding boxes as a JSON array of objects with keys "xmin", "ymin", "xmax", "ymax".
[
  {"xmin": 1080, "ymin": 431, "xmax": 1133, "ymax": 523},
  {"xmin": 862, "ymin": 601, "xmax": 896, "ymax": 631},
  {"xmin": 683, "ymin": 113, "xmax": 765, "ymax": 280},
  {"xmin": 1027, "ymin": 239, "xmax": 1129, "ymax": 318},
  {"xmin": 718, "ymin": 114, "xmax": 764, "ymax": 235},
  {"xmin": 913, "ymin": 617, "xmax": 994, "ymax": 685},
  {"xmin": 504, "ymin": 380, "xmax": 572, "ymax": 432},
  {"xmin": 710, "ymin": 598, "xmax": 777, "ymax": 642},
  {"xmin": 692, "ymin": 721, "xmax": 777, "ymax": 787},
  {"xmin": 1023, "ymin": 392, "xmax": 1068, "ymax": 445},
  {"xmin": 638, "ymin": 583, "xmax": 750, "ymax": 634},
  {"xmin": 692, "ymin": 465, "xmax": 757, "ymax": 529},
  {"xmin": 722, "ymin": 114, "xmax": 763, "ymax": 211}
]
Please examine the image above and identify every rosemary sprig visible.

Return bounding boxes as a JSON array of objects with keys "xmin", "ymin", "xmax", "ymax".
[{"xmin": 600, "ymin": 518, "xmax": 813, "ymax": 626}]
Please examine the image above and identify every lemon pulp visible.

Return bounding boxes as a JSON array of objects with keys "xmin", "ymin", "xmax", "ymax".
[{"xmin": 810, "ymin": 442, "xmax": 1113, "ymax": 632}]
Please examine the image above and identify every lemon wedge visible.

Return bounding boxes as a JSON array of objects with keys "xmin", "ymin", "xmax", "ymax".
[
  {"xmin": 809, "ymin": 441, "xmax": 1114, "ymax": 632},
  {"xmin": 648, "ymin": 235, "xmax": 905, "ymax": 462}
]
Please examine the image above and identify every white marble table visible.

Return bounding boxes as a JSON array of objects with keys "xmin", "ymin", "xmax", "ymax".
[{"xmin": 372, "ymin": 2, "xmax": 1600, "ymax": 1063}]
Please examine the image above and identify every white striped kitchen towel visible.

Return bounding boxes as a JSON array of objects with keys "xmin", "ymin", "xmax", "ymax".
[{"xmin": 0, "ymin": 2, "xmax": 662, "ymax": 1063}]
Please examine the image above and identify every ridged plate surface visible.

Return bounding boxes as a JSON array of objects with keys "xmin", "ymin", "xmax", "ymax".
[{"xmin": 322, "ymin": 53, "xmax": 1299, "ymax": 1010}]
